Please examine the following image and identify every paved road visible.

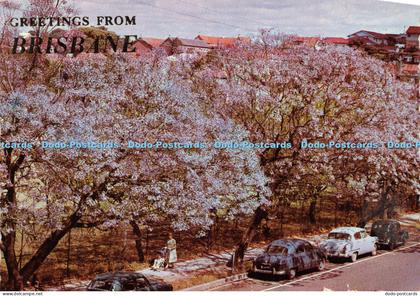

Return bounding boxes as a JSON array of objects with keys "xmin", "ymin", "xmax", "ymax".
[{"xmin": 212, "ymin": 234, "xmax": 420, "ymax": 291}]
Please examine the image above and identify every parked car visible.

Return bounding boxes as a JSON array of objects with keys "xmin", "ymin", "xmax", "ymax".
[
  {"xmin": 320, "ymin": 227, "xmax": 377, "ymax": 262},
  {"xmin": 251, "ymin": 238, "xmax": 326, "ymax": 280},
  {"xmin": 371, "ymin": 220, "xmax": 409, "ymax": 250},
  {"xmin": 87, "ymin": 272, "xmax": 173, "ymax": 291}
]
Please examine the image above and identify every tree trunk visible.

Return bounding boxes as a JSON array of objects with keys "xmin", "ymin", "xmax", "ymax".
[
  {"xmin": 66, "ymin": 230, "xmax": 71, "ymax": 278},
  {"xmin": 357, "ymin": 185, "xmax": 392, "ymax": 228},
  {"xmin": 1, "ymin": 147, "xmax": 110, "ymax": 289},
  {"xmin": 3, "ymin": 233, "xmax": 24, "ymax": 290},
  {"xmin": 20, "ymin": 211, "xmax": 82, "ymax": 282},
  {"xmin": 308, "ymin": 196, "xmax": 317, "ymax": 224},
  {"xmin": 129, "ymin": 220, "xmax": 145, "ymax": 262},
  {"xmin": 233, "ymin": 206, "xmax": 267, "ymax": 268},
  {"xmin": 2, "ymin": 149, "xmax": 25, "ymax": 290}
]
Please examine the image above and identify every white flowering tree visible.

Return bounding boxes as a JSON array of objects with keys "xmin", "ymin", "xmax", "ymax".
[{"xmin": 0, "ymin": 50, "xmax": 269, "ymax": 289}]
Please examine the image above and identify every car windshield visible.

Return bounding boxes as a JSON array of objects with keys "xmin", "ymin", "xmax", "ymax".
[
  {"xmin": 328, "ymin": 232, "xmax": 351, "ymax": 240},
  {"xmin": 266, "ymin": 245, "xmax": 288, "ymax": 255}
]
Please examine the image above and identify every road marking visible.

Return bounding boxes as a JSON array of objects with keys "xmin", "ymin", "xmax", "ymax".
[{"xmin": 262, "ymin": 241, "xmax": 420, "ymax": 291}]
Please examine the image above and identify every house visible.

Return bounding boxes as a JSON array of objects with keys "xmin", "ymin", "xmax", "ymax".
[
  {"xmin": 322, "ymin": 37, "xmax": 349, "ymax": 47},
  {"xmin": 195, "ymin": 35, "xmax": 251, "ymax": 48},
  {"xmin": 398, "ymin": 63, "xmax": 420, "ymax": 95},
  {"xmin": 293, "ymin": 36, "xmax": 321, "ymax": 47},
  {"xmin": 293, "ymin": 36, "xmax": 350, "ymax": 48},
  {"xmin": 132, "ymin": 37, "xmax": 165, "ymax": 55},
  {"xmin": 406, "ymin": 26, "xmax": 420, "ymax": 49},
  {"xmin": 160, "ymin": 37, "xmax": 212, "ymax": 55},
  {"xmin": 413, "ymin": 51, "xmax": 420, "ymax": 64},
  {"xmin": 348, "ymin": 30, "xmax": 390, "ymax": 45}
]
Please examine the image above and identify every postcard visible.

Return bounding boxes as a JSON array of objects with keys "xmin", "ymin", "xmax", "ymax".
[{"xmin": 0, "ymin": 0, "xmax": 419, "ymax": 294}]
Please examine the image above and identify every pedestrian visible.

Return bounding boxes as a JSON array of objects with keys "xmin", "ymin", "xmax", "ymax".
[{"xmin": 166, "ymin": 232, "xmax": 177, "ymax": 268}]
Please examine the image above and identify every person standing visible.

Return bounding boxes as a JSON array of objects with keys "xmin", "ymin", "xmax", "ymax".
[{"xmin": 167, "ymin": 232, "xmax": 177, "ymax": 268}]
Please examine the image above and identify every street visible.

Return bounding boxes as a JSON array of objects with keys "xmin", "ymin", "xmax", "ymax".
[{"xmin": 211, "ymin": 233, "xmax": 420, "ymax": 291}]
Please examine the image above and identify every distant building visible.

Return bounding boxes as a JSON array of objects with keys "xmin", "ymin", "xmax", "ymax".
[
  {"xmin": 322, "ymin": 37, "xmax": 350, "ymax": 47},
  {"xmin": 293, "ymin": 36, "xmax": 321, "ymax": 47},
  {"xmin": 398, "ymin": 63, "xmax": 420, "ymax": 95},
  {"xmin": 195, "ymin": 35, "xmax": 251, "ymax": 48},
  {"xmin": 160, "ymin": 37, "xmax": 212, "ymax": 55},
  {"xmin": 406, "ymin": 26, "xmax": 420, "ymax": 49},
  {"xmin": 348, "ymin": 30, "xmax": 390, "ymax": 45},
  {"xmin": 293, "ymin": 36, "xmax": 349, "ymax": 48},
  {"xmin": 132, "ymin": 37, "xmax": 165, "ymax": 55}
]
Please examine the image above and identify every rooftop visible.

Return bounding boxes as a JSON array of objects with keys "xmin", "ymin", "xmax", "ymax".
[
  {"xmin": 166, "ymin": 37, "xmax": 213, "ymax": 48},
  {"xmin": 195, "ymin": 35, "xmax": 251, "ymax": 46},
  {"xmin": 406, "ymin": 26, "xmax": 420, "ymax": 34},
  {"xmin": 139, "ymin": 37, "xmax": 165, "ymax": 48}
]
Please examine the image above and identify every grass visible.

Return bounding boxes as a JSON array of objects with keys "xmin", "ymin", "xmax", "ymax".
[{"xmin": 173, "ymin": 273, "xmax": 224, "ymax": 290}]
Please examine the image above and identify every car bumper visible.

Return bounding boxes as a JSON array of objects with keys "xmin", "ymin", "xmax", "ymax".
[
  {"xmin": 252, "ymin": 266, "xmax": 286, "ymax": 275},
  {"xmin": 325, "ymin": 251, "xmax": 349, "ymax": 258}
]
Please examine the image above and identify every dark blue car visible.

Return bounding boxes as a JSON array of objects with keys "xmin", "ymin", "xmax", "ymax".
[
  {"xmin": 251, "ymin": 239, "xmax": 326, "ymax": 280},
  {"xmin": 87, "ymin": 272, "xmax": 173, "ymax": 291}
]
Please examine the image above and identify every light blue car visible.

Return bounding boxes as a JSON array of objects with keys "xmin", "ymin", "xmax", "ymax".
[{"xmin": 320, "ymin": 227, "xmax": 378, "ymax": 262}]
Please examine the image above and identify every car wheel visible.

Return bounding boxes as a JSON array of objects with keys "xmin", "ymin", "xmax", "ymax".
[
  {"xmin": 389, "ymin": 242, "xmax": 395, "ymax": 250},
  {"xmin": 287, "ymin": 268, "xmax": 296, "ymax": 280},
  {"xmin": 371, "ymin": 244, "xmax": 377, "ymax": 256},
  {"xmin": 350, "ymin": 252, "xmax": 358, "ymax": 262},
  {"xmin": 317, "ymin": 258, "xmax": 326, "ymax": 271}
]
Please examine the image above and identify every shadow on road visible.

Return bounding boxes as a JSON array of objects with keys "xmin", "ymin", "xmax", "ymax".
[{"xmin": 247, "ymin": 267, "xmax": 343, "ymax": 286}]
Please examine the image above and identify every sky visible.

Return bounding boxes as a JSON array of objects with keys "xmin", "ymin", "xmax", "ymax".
[{"xmin": 77, "ymin": 0, "xmax": 420, "ymax": 38}]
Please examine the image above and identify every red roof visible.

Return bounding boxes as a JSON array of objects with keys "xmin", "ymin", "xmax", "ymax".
[
  {"xmin": 162, "ymin": 37, "xmax": 212, "ymax": 49},
  {"xmin": 195, "ymin": 35, "xmax": 251, "ymax": 47},
  {"xmin": 175, "ymin": 38, "xmax": 212, "ymax": 48},
  {"xmin": 401, "ymin": 63, "xmax": 419, "ymax": 75},
  {"xmin": 406, "ymin": 26, "xmax": 420, "ymax": 34},
  {"xmin": 294, "ymin": 36, "xmax": 321, "ymax": 46},
  {"xmin": 323, "ymin": 37, "xmax": 349, "ymax": 45},
  {"xmin": 139, "ymin": 38, "xmax": 165, "ymax": 48}
]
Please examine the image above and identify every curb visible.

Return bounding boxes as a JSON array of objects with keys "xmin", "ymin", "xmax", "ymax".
[{"xmin": 183, "ymin": 272, "xmax": 248, "ymax": 291}]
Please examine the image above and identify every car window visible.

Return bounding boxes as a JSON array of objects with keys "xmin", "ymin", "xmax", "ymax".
[
  {"xmin": 354, "ymin": 232, "xmax": 361, "ymax": 240},
  {"xmin": 296, "ymin": 245, "xmax": 305, "ymax": 253},
  {"xmin": 123, "ymin": 279, "xmax": 137, "ymax": 291},
  {"xmin": 111, "ymin": 280, "xmax": 123, "ymax": 291},
  {"xmin": 328, "ymin": 232, "xmax": 350, "ymax": 240},
  {"xmin": 360, "ymin": 231, "xmax": 368, "ymax": 239},
  {"xmin": 136, "ymin": 277, "xmax": 148, "ymax": 289},
  {"xmin": 266, "ymin": 245, "xmax": 288, "ymax": 255},
  {"xmin": 89, "ymin": 280, "xmax": 113, "ymax": 291},
  {"xmin": 304, "ymin": 243, "xmax": 313, "ymax": 252},
  {"xmin": 373, "ymin": 223, "xmax": 390, "ymax": 231}
]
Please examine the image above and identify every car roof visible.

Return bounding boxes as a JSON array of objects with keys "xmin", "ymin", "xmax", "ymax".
[
  {"xmin": 330, "ymin": 227, "xmax": 365, "ymax": 234},
  {"xmin": 94, "ymin": 272, "xmax": 145, "ymax": 280},
  {"xmin": 270, "ymin": 238, "xmax": 309, "ymax": 250}
]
